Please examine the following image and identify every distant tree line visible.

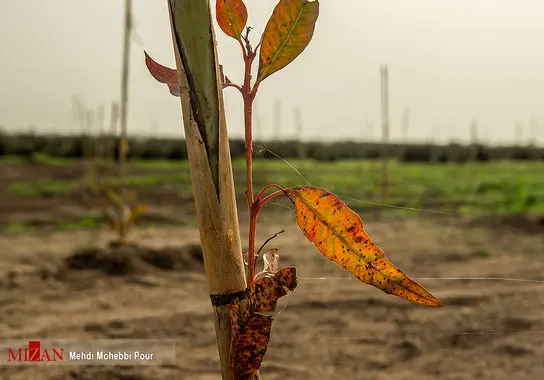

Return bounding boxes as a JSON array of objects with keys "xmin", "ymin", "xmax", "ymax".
[{"xmin": 0, "ymin": 131, "xmax": 543, "ymax": 163}]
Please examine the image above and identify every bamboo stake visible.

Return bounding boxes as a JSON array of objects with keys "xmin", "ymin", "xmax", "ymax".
[
  {"xmin": 167, "ymin": 1, "xmax": 250, "ymax": 378},
  {"xmin": 119, "ymin": 0, "xmax": 132, "ymax": 188}
]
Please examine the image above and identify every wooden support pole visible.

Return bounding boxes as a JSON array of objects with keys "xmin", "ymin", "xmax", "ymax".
[
  {"xmin": 167, "ymin": 1, "xmax": 251, "ymax": 378},
  {"xmin": 119, "ymin": 0, "xmax": 132, "ymax": 187},
  {"xmin": 379, "ymin": 65, "xmax": 390, "ymax": 211}
]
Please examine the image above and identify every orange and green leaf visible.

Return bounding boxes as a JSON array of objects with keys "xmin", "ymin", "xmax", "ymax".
[
  {"xmin": 256, "ymin": 0, "xmax": 319, "ymax": 84},
  {"xmin": 144, "ymin": 51, "xmax": 180, "ymax": 97},
  {"xmin": 287, "ymin": 186, "xmax": 442, "ymax": 307},
  {"xmin": 216, "ymin": 0, "xmax": 248, "ymax": 42},
  {"xmin": 230, "ymin": 262, "xmax": 297, "ymax": 378}
]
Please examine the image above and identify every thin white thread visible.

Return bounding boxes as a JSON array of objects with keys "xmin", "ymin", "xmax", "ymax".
[
  {"xmin": 299, "ymin": 277, "xmax": 544, "ymax": 283},
  {"xmin": 418, "ymin": 277, "xmax": 544, "ymax": 283},
  {"xmin": 254, "ymin": 144, "xmax": 312, "ymax": 186},
  {"xmin": 448, "ymin": 331, "xmax": 544, "ymax": 336},
  {"xmin": 253, "ymin": 144, "xmax": 536, "ymax": 237}
]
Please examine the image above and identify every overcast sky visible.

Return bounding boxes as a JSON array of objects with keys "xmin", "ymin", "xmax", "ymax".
[{"xmin": 0, "ymin": 0, "xmax": 543, "ymax": 145}]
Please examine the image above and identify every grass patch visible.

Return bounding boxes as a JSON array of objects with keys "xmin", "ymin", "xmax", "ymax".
[
  {"xmin": 5, "ymin": 222, "xmax": 32, "ymax": 234},
  {"xmin": 8, "ymin": 172, "xmax": 194, "ymax": 197},
  {"xmin": 5, "ymin": 158, "xmax": 544, "ymax": 215},
  {"xmin": 8, "ymin": 180, "xmax": 79, "ymax": 196},
  {"xmin": 58, "ymin": 216, "xmax": 101, "ymax": 231},
  {"xmin": 0, "ymin": 153, "xmax": 76, "ymax": 166}
]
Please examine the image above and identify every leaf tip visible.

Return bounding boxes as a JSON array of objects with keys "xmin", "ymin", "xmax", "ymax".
[
  {"xmin": 432, "ymin": 297, "xmax": 444, "ymax": 308},
  {"xmin": 412, "ymin": 292, "xmax": 443, "ymax": 308}
]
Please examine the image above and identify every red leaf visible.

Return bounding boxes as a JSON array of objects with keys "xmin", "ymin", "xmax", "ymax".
[
  {"xmin": 144, "ymin": 51, "xmax": 180, "ymax": 97},
  {"xmin": 230, "ymin": 261, "xmax": 297, "ymax": 378},
  {"xmin": 216, "ymin": 0, "xmax": 248, "ymax": 42},
  {"xmin": 230, "ymin": 300, "xmax": 272, "ymax": 379}
]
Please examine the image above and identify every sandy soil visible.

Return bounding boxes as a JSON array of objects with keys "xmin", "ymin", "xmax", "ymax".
[
  {"xmin": 0, "ymin": 214, "xmax": 543, "ymax": 379},
  {"xmin": 1, "ymin": 162, "xmax": 544, "ymax": 379}
]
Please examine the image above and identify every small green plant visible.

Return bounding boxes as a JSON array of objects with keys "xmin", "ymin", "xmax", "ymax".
[
  {"xmin": 104, "ymin": 189, "xmax": 147, "ymax": 244},
  {"xmin": 147, "ymin": 1, "xmax": 442, "ymax": 378}
]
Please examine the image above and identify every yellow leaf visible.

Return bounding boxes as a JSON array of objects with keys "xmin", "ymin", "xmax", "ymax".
[{"xmin": 288, "ymin": 186, "xmax": 442, "ymax": 307}]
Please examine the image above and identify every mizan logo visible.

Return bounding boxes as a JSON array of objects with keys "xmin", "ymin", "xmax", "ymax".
[{"xmin": 7, "ymin": 341, "xmax": 64, "ymax": 362}]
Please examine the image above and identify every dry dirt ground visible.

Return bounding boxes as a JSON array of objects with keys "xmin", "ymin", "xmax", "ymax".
[
  {"xmin": 1, "ymin": 162, "xmax": 544, "ymax": 379},
  {"xmin": 0, "ymin": 216, "xmax": 543, "ymax": 379}
]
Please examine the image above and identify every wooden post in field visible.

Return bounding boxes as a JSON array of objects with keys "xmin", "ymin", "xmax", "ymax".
[
  {"xmin": 273, "ymin": 98, "xmax": 281, "ymax": 140},
  {"xmin": 529, "ymin": 116, "xmax": 537, "ymax": 146},
  {"xmin": 379, "ymin": 65, "xmax": 390, "ymax": 215},
  {"xmin": 529, "ymin": 115, "xmax": 539, "ymax": 160},
  {"xmin": 118, "ymin": 0, "xmax": 132, "ymax": 187},
  {"xmin": 72, "ymin": 95, "xmax": 89, "ymax": 194},
  {"xmin": 94, "ymin": 105, "xmax": 106, "ymax": 192},
  {"xmin": 84, "ymin": 109, "xmax": 97, "ymax": 192},
  {"xmin": 467, "ymin": 119, "xmax": 478, "ymax": 197},
  {"xmin": 400, "ymin": 107, "xmax": 410, "ymax": 160},
  {"xmin": 431, "ymin": 124, "xmax": 441, "ymax": 163},
  {"xmin": 72, "ymin": 95, "xmax": 86, "ymax": 157},
  {"xmin": 294, "ymin": 106, "xmax": 304, "ymax": 158},
  {"xmin": 469, "ymin": 119, "xmax": 478, "ymax": 161},
  {"xmin": 96, "ymin": 105, "xmax": 105, "ymax": 157},
  {"xmin": 109, "ymin": 101, "xmax": 120, "ymax": 164},
  {"xmin": 511, "ymin": 121, "xmax": 523, "ymax": 161},
  {"xmin": 401, "ymin": 108, "xmax": 410, "ymax": 142},
  {"xmin": 515, "ymin": 121, "xmax": 523, "ymax": 147}
]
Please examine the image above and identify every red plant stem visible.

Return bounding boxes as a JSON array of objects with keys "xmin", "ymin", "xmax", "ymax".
[
  {"xmin": 243, "ymin": 96, "xmax": 254, "ymax": 208},
  {"xmin": 247, "ymin": 200, "xmax": 259, "ymax": 281},
  {"xmin": 255, "ymin": 183, "xmax": 284, "ymax": 201},
  {"xmin": 240, "ymin": 43, "xmax": 281, "ymax": 283},
  {"xmin": 258, "ymin": 189, "xmax": 285, "ymax": 206},
  {"xmin": 244, "ymin": 96, "xmax": 257, "ymax": 283},
  {"xmin": 242, "ymin": 50, "xmax": 257, "ymax": 283}
]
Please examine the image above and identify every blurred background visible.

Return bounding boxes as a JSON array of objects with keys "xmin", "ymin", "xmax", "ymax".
[{"xmin": 0, "ymin": 1, "xmax": 543, "ymax": 379}]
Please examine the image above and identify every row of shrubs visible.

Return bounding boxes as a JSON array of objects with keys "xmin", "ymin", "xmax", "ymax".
[{"xmin": 0, "ymin": 132, "xmax": 543, "ymax": 163}]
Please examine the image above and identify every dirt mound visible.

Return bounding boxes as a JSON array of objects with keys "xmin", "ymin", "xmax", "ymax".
[{"xmin": 64, "ymin": 243, "xmax": 203, "ymax": 276}]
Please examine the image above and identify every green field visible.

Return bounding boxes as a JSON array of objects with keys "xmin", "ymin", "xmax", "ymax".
[{"xmin": 4, "ymin": 156, "xmax": 544, "ymax": 216}]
